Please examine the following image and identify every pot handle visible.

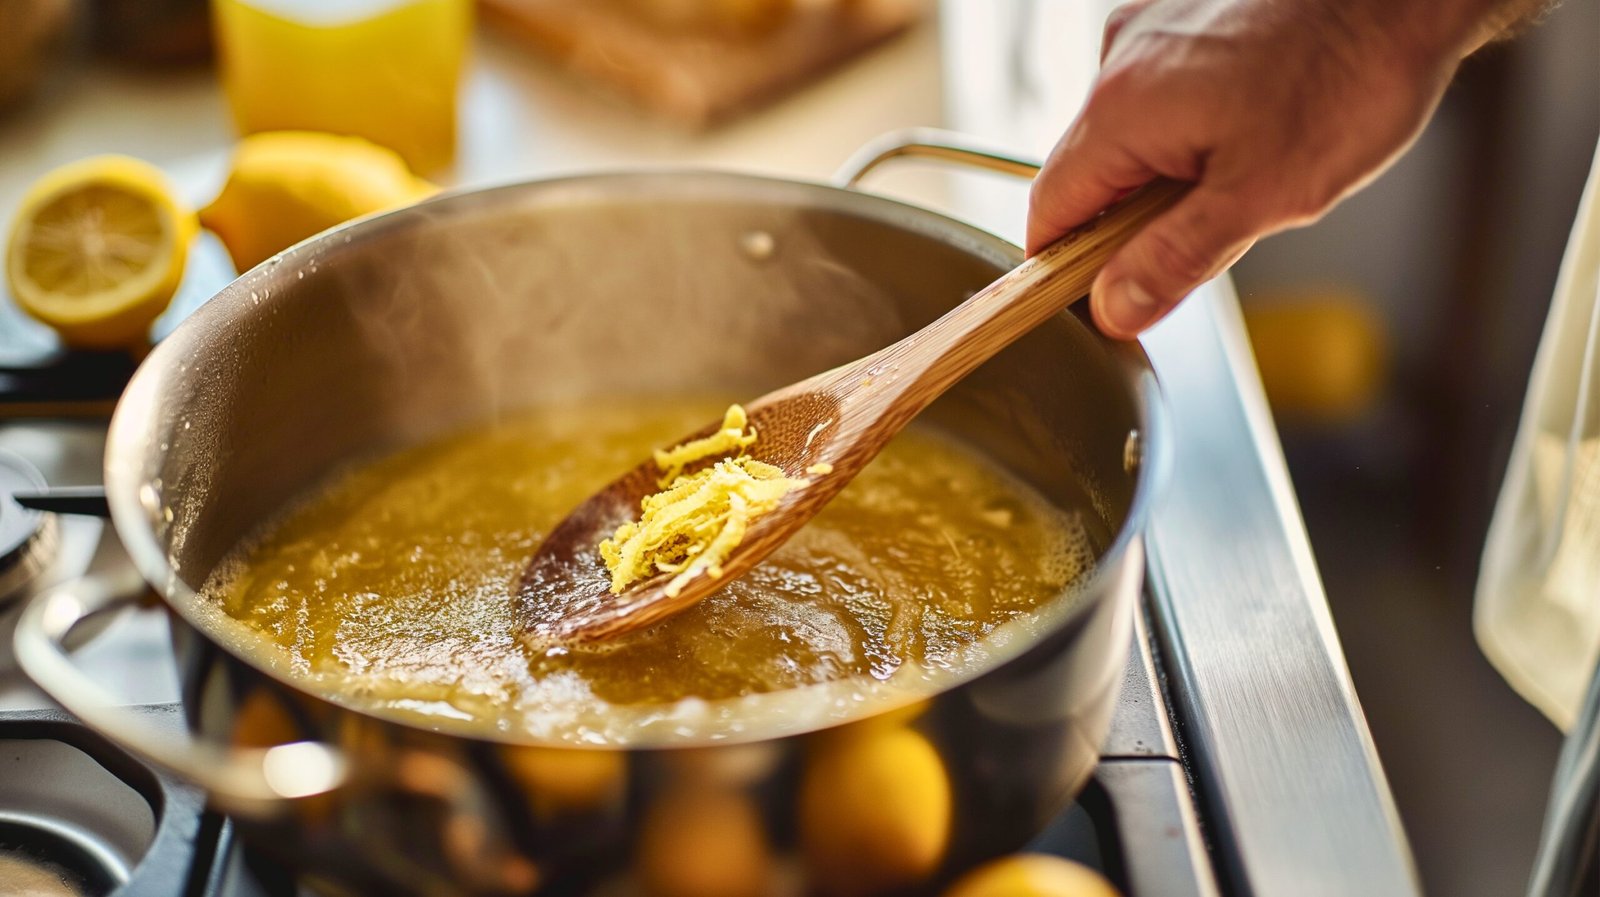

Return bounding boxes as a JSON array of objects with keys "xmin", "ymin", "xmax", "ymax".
[
  {"xmin": 833, "ymin": 128, "xmax": 1041, "ymax": 188},
  {"xmin": 13, "ymin": 575, "xmax": 349, "ymax": 814}
]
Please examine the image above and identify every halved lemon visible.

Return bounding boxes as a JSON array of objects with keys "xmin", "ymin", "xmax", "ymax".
[{"xmin": 5, "ymin": 155, "xmax": 196, "ymax": 349}]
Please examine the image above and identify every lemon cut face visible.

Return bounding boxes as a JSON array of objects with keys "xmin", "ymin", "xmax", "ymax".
[{"xmin": 6, "ymin": 155, "xmax": 195, "ymax": 349}]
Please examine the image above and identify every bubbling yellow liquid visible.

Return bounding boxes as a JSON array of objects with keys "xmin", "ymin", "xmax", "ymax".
[{"xmin": 200, "ymin": 401, "xmax": 1102, "ymax": 743}]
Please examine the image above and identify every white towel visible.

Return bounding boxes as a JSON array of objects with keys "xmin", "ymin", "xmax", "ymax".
[{"xmin": 1478, "ymin": 141, "xmax": 1600, "ymax": 732}]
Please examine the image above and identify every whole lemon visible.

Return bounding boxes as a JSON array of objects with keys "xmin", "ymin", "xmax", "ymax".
[
  {"xmin": 943, "ymin": 854, "xmax": 1121, "ymax": 897},
  {"xmin": 637, "ymin": 787, "xmax": 772, "ymax": 897},
  {"xmin": 799, "ymin": 726, "xmax": 951, "ymax": 896},
  {"xmin": 200, "ymin": 131, "xmax": 435, "ymax": 273}
]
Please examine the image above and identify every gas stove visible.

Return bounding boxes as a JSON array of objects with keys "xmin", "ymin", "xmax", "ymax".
[{"xmin": 0, "ymin": 278, "xmax": 1417, "ymax": 896}]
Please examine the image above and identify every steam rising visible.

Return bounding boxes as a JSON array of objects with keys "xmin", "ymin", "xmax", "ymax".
[{"xmin": 339, "ymin": 189, "xmax": 912, "ymax": 441}]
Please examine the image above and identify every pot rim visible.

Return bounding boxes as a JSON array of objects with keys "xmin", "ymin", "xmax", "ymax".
[{"xmin": 104, "ymin": 168, "xmax": 1171, "ymax": 749}]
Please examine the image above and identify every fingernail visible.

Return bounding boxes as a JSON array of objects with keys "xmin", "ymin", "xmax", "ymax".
[{"xmin": 1101, "ymin": 279, "xmax": 1161, "ymax": 336}]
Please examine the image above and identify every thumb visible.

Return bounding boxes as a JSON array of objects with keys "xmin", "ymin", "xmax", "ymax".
[{"xmin": 1090, "ymin": 187, "xmax": 1257, "ymax": 339}]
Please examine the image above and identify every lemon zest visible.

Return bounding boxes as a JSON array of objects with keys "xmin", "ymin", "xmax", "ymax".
[
  {"xmin": 601, "ymin": 405, "xmax": 806, "ymax": 595},
  {"xmin": 652, "ymin": 404, "xmax": 760, "ymax": 486}
]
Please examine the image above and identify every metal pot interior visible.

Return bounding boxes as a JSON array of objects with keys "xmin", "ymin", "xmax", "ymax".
[{"xmin": 107, "ymin": 172, "xmax": 1156, "ymax": 727}]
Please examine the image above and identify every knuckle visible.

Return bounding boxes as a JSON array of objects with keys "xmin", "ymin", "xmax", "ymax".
[
  {"xmin": 1105, "ymin": 0, "xmax": 1151, "ymax": 28},
  {"xmin": 1102, "ymin": 4, "xmax": 1137, "ymax": 41},
  {"xmin": 1026, "ymin": 173, "xmax": 1072, "ymax": 226}
]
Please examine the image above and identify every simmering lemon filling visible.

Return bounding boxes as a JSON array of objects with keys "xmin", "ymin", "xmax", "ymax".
[{"xmin": 199, "ymin": 400, "xmax": 1102, "ymax": 743}]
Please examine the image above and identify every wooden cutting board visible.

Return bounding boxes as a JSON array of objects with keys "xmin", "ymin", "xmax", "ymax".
[{"xmin": 479, "ymin": 0, "xmax": 925, "ymax": 128}]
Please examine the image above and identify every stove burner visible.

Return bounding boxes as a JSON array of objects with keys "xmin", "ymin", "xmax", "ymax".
[
  {"xmin": 0, "ymin": 822, "xmax": 115, "ymax": 897},
  {"xmin": 0, "ymin": 448, "xmax": 57, "ymax": 609},
  {"xmin": 0, "ymin": 711, "xmax": 191, "ymax": 897}
]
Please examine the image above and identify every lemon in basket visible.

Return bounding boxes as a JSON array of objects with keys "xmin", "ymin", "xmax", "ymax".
[
  {"xmin": 5, "ymin": 155, "xmax": 197, "ymax": 349},
  {"xmin": 199, "ymin": 131, "xmax": 436, "ymax": 273}
]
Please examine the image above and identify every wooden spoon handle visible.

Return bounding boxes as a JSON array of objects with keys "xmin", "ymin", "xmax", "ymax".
[{"xmin": 882, "ymin": 180, "xmax": 1186, "ymax": 409}]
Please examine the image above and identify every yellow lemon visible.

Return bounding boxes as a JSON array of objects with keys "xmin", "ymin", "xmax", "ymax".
[
  {"xmin": 6, "ymin": 155, "xmax": 195, "ymax": 349},
  {"xmin": 637, "ymin": 787, "xmax": 772, "ymax": 897},
  {"xmin": 799, "ymin": 726, "xmax": 952, "ymax": 896},
  {"xmin": 1242, "ymin": 291, "xmax": 1388, "ymax": 423},
  {"xmin": 943, "ymin": 854, "xmax": 1122, "ymax": 897},
  {"xmin": 199, "ymin": 131, "xmax": 436, "ymax": 273}
]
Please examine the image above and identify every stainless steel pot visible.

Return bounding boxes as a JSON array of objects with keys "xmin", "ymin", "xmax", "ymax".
[{"xmin": 15, "ymin": 130, "xmax": 1166, "ymax": 897}]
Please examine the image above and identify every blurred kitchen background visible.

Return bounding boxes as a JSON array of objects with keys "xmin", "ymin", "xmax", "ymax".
[{"xmin": 1, "ymin": 1, "xmax": 1597, "ymax": 895}]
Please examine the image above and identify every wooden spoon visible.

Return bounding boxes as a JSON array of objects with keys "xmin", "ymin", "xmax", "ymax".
[{"xmin": 517, "ymin": 180, "xmax": 1185, "ymax": 644}]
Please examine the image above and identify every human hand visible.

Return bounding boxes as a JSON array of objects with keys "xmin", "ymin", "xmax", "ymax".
[{"xmin": 1027, "ymin": 0, "xmax": 1500, "ymax": 339}]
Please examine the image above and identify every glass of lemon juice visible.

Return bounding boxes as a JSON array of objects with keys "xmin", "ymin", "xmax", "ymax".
[{"xmin": 211, "ymin": 0, "xmax": 471, "ymax": 174}]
